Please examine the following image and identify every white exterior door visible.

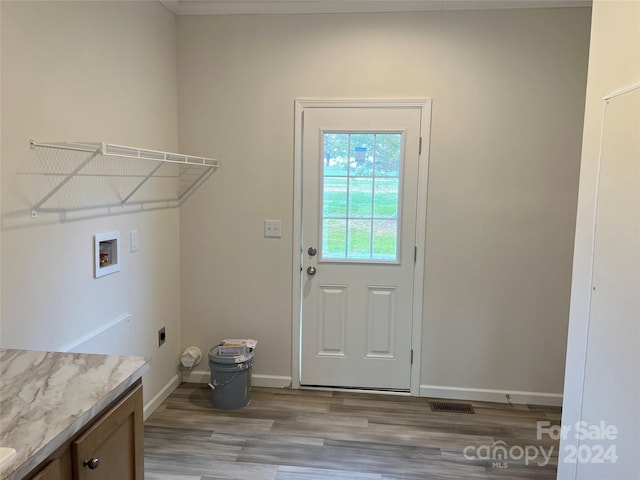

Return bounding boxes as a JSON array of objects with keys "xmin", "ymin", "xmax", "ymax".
[{"xmin": 296, "ymin": 101, "xmax": 429, "ymax": 391}]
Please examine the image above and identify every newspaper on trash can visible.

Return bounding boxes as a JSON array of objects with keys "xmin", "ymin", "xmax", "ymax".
[{"xmin": 218, "ymin": 338, "xmax": 257, "ymax": 356}]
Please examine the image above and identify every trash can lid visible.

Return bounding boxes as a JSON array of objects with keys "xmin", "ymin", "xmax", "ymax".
[{"xmin": 208, "ymin": 346, "xmax": 254, "ymax": 364}]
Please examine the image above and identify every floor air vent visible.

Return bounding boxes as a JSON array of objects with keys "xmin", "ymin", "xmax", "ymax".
[{"xmin": 429, "ymin": 401, "xmax": 475, "ymax": 414}]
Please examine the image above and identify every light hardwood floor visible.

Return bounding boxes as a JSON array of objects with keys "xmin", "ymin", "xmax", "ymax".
[{"xmin": 144, "ymin": 383, "xmax": 561, "ymax": 480}]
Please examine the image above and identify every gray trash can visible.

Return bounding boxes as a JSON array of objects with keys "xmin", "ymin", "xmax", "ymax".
[{"xmin": 208, "ymin": 346, "xmax": 254, "ymax": 410}]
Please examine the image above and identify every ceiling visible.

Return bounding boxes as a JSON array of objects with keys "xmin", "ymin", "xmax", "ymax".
[{"xmin": 159, "ymin": 0, "xmax": 591, "ymax": 15}]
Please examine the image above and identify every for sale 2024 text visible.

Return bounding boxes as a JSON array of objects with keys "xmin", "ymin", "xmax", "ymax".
[{"xmin": 538, "ymin": 420, "xmax": 619, "ymax": 464}]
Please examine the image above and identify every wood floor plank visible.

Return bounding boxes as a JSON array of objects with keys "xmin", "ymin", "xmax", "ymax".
[
  {"xmin": 144, "ymin": 473, "xmax": 203, "ymax": 480},
  {"xmin": 147, "ymin": 409, "xmax": 275, "ymax": 434},
  {"xmin": 144, "ymin": 383, "xmax": 561, "ymax": 480},
  {"xmin": 275, "ymin": 465, "xmax": 382, "ymax": 479}
]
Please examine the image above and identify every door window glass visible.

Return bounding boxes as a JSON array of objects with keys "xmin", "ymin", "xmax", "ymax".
[{"xmin": 321, "ymin": 132, "xmax": 402, "ymax": 262}]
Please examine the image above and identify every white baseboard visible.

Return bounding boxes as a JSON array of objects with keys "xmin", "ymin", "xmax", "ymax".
[
  {"xmin": 148, "ymin": 371, "xmax": 562, "ymax": 407},
  {"xmin": 143, "ymin": 374, "xmax": 181, "ymax": 420},
  {"xmin": 251, "ymin": 374, "xmax": 292, "ymax": 388},
  {"xmin": 184, "ymin": 369, "xmax": 292, "ymax": 389},
  {"xmin": 420, "ymin": 384, "xmax": 563, "ymax": 406},
  {"xmin": 180, "ymin": 369, "xmax": 209, "ymax": 384}
]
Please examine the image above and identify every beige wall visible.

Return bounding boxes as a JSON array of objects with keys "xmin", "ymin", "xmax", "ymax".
[
  {"xmin": 0, "ymin": 2, "xmax": 593, "ymax": 410},
  {"xmin": 1, "ymin": 1, "xmax": 181, "ymax": 412},
  {"xmin": 177, "ymin": 7, "xmax": 591, "ymax": 402},
  {"xmin": 0, "ymin": 1, "xmax": 3, "ymax": 327},
  {"xmin": 559, "ymin": 1, "xmax": 640, "ymax": 478}
]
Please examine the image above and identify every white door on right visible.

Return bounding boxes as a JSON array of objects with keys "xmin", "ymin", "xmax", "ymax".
[{"xmin": 300, "ymin": 105, "xmax": 425, "ymax": 390}]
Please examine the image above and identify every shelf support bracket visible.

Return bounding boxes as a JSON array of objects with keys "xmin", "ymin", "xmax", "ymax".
[
  {"xmin": 31, "ymin": 148, "xmax": 100, "ymax": 217},
  {"xmin": 177, "ymin": 168, "xmax": 214, "ymax": 201},
  {"xmin": 121, "ymin": 162, "xmax": 165, "ymax": 205}
]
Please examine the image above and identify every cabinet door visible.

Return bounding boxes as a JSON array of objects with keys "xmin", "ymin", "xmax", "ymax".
[
  {"xmin": 71, "ymin": 383, "xmax": 143, "ymax": 480},
  {"xmin": 30, "ymin": 459, "xmax": 61, "ymax": 480}
]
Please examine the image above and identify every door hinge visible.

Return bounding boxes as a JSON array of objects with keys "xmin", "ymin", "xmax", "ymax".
[
  {"xmin": 418, "ymin": 137, "xmax": 422, "ymax": 155},
  {"xmin": 410, "ymin": 349, "xmax": 414, "ymax": 365},
  {"xmin": 414, "ymin": 245, "xmax": 417, "ymax": 263}
]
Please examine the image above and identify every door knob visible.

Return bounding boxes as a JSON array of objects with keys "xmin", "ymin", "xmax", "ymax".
[
  {"xmin": 83, "ymin": 458, "xmax": 100, "ymax": 470},
  {"xmin": 306, "ymin": 266, "xmax": 317, "ymax": 275}
]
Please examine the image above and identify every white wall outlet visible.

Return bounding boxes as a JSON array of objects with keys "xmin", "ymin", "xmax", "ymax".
[
  {"xmin": 130, "ymin": 230, "xmax": 138, "ymax": 253},
  {"xmin": 264, "ymin": 220, "xmax": 282, "ymax": 238}
]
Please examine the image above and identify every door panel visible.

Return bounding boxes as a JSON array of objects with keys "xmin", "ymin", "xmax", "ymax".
[
  {"xmin": 318, "ymin": 285, "xmax": 347, "ymax": 356},
  {"xmin": 366, "ymin": 286, "xmax": 396, "ymax": 359},
  {"xmin": 300, "ymin": 106, "xmax": 422, "ymax": 390}
]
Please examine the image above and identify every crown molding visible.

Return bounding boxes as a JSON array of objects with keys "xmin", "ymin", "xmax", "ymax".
[
  {"xmin": 159, "ymin": 0, "xmax": 180, "ymax": 13},
  {"xmin": 163, "ymin": 0, "xmax": 591, "ymax": 16}
]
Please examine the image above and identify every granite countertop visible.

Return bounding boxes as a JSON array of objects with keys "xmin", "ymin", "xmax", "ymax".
[{"xmin": 0, "ymin": 349, "xmax": 150, "ymax": 480}]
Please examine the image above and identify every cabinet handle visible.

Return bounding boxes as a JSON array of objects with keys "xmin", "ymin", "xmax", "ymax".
[{"xmin": 83, "ymin": 457, "xmax": 100, "ymax": 470}]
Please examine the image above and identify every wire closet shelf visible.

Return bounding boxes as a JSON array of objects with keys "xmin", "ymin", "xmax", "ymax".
[{"xmin": 29, "ymin": 140, "xmax": 220, "ymax": 217}]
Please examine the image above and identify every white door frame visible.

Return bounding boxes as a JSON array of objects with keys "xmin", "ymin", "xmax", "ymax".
[{"xmin": 291, "ymin": 98, "xmax": 432, "ymax": 396}]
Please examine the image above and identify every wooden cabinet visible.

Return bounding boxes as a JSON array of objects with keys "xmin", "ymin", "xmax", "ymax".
[
  {"xmin": 29, "ymin": 450, "xmax": 71, "ymax": 480},
  {"xmin": 71, "ymin": 383, "xmax": 143, "ymax": 480},
  {"xmin": 29, "ymin": 459, "xmax": 61, "ymax": 480},
  {"xmin": 28, "ymin": 382, "xmax": 143, "ymax": 480}
]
